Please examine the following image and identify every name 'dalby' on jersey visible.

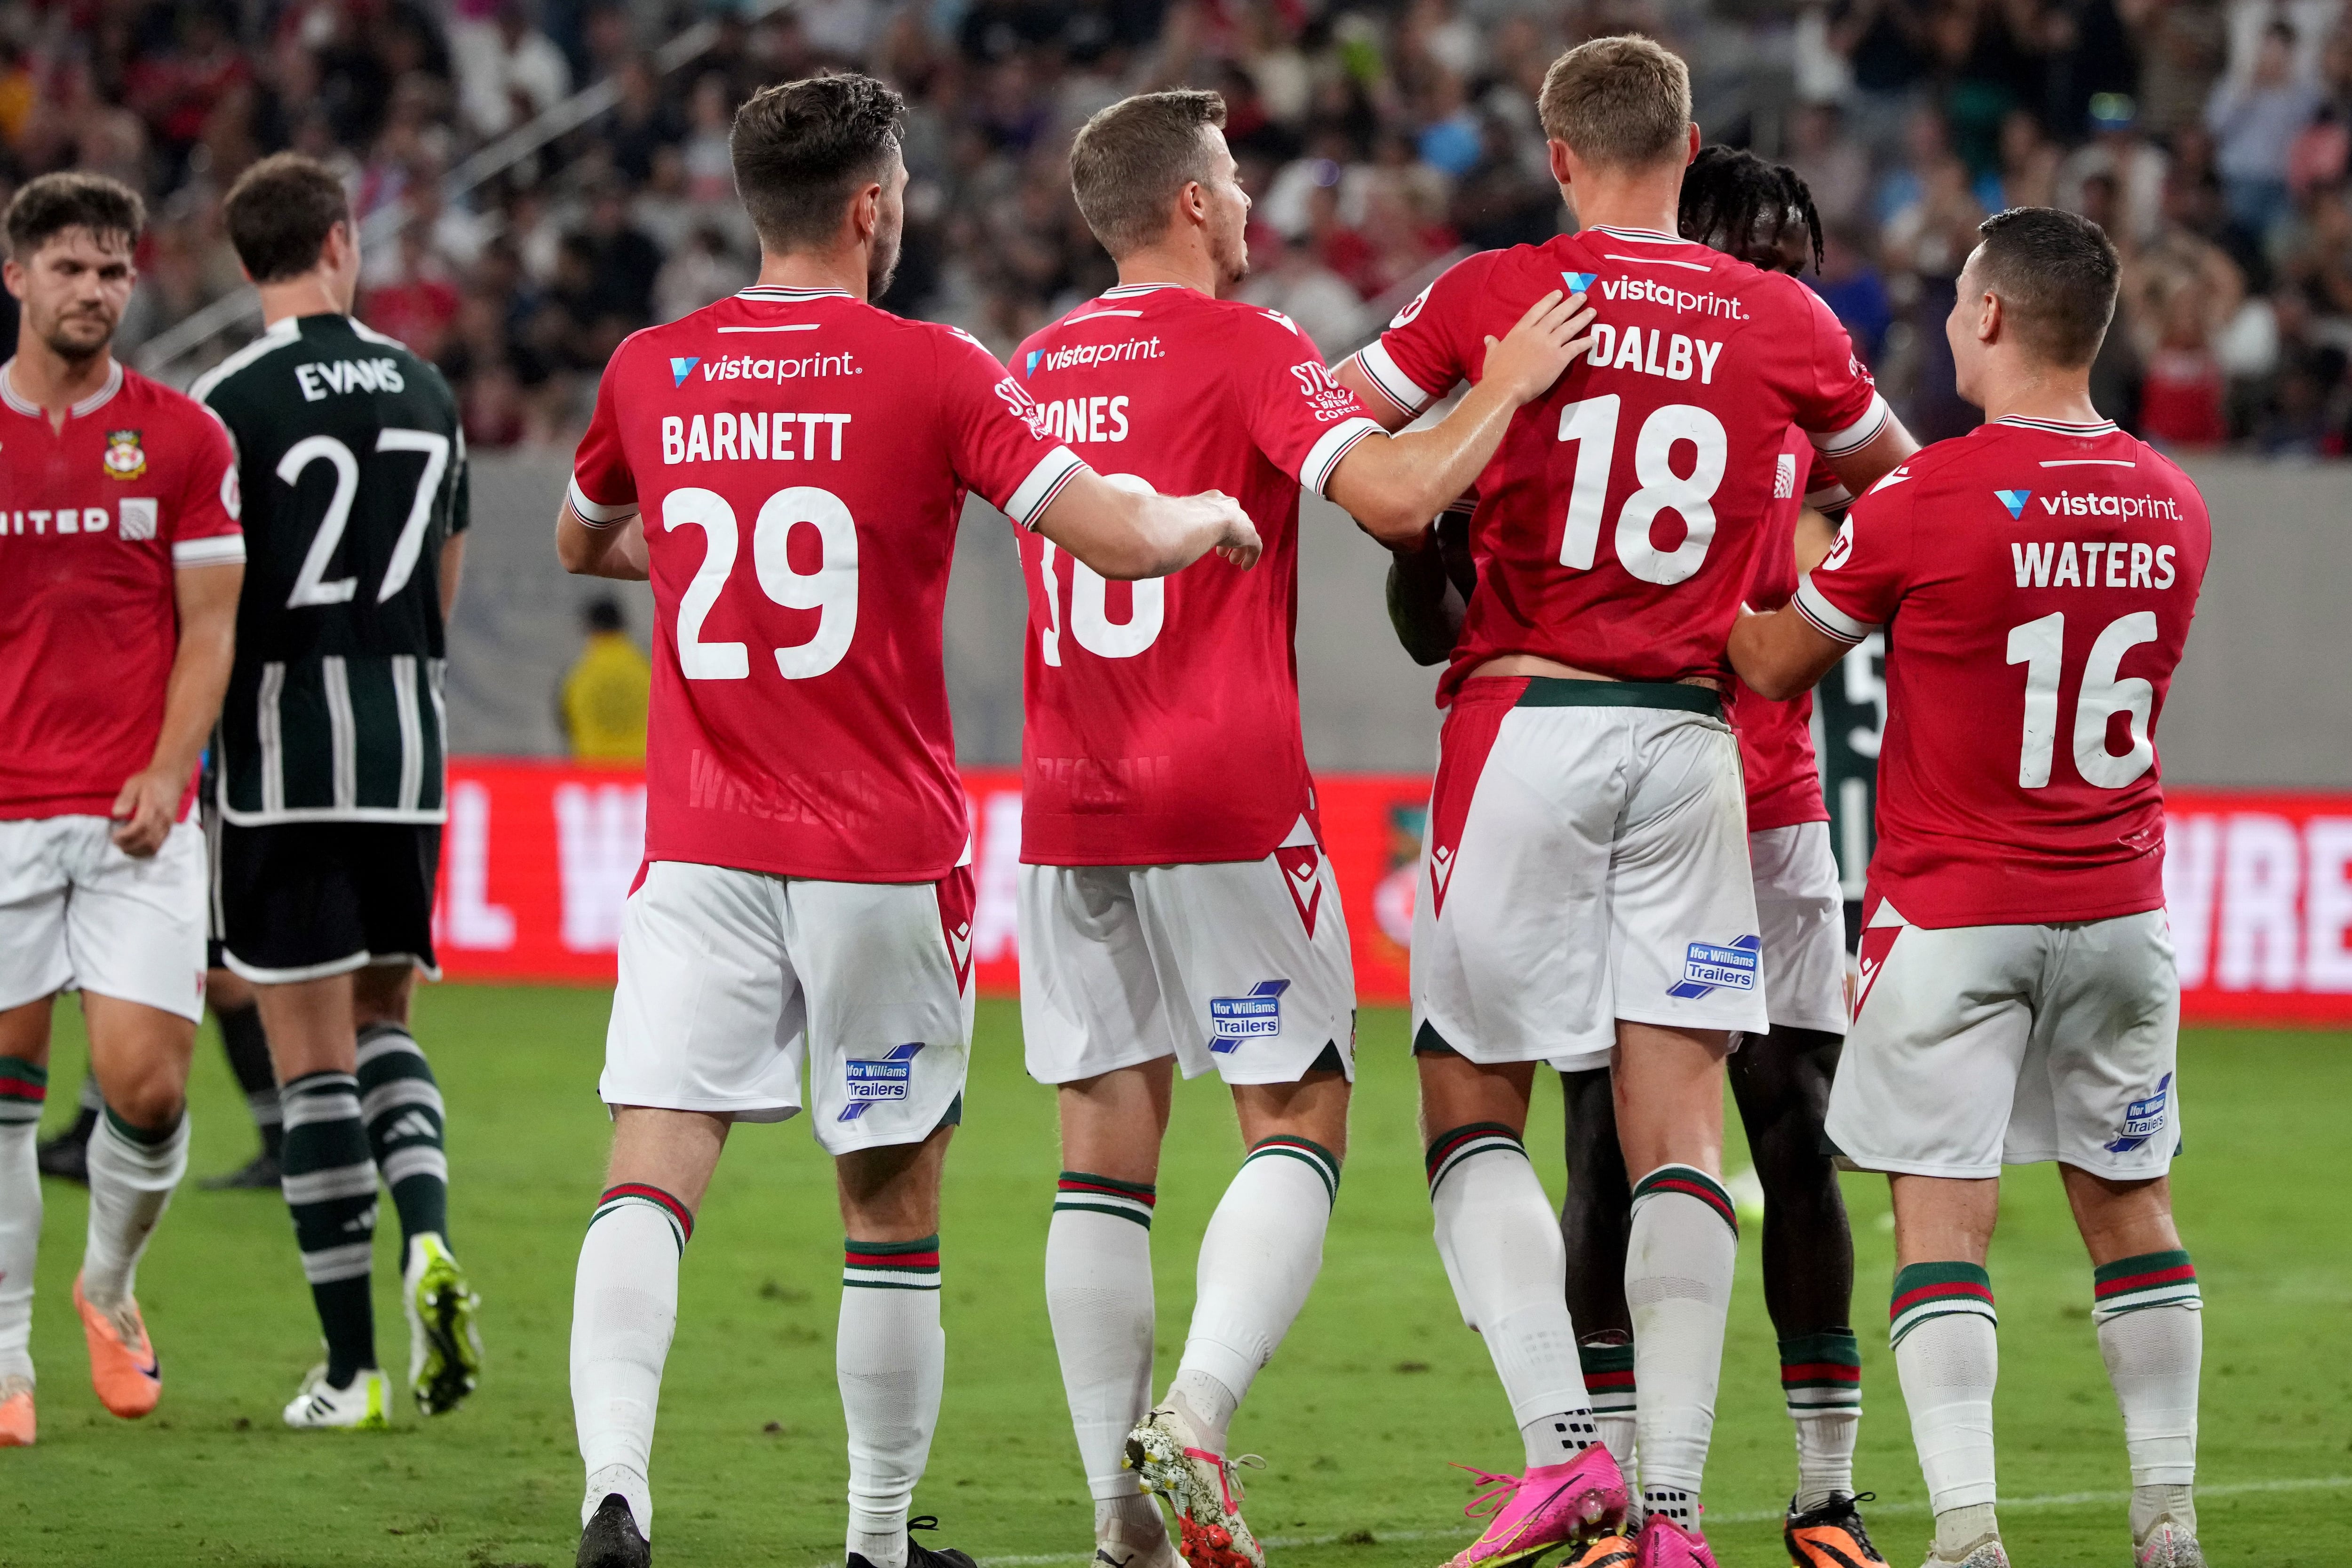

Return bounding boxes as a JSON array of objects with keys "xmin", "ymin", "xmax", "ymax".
[
  {"xmin": 1794, "ymin": 415, "xmax": 2212, "ymax": 928},
  {"xmin": 568, "ymin": 285, "xmax": 1088, "ymax": 884},
  {"xmin": 1349, "ymin": 225, "xmax": 1887, "ymax": 693},
  {"xmin": 1010, "ymin": 285, "xmax": 1382, "ymax": 867},
  {"xmin": 195, "ymin": 313, "xmax": 470, "ymax": 825}
]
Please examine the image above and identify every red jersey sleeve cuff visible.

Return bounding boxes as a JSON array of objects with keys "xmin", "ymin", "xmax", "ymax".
[
  {"xmin": 1351, "ymin": 341, "xmax": 1436, "ymax": 415},
  {"xmin": 1794, "ymin": 574, "xmax": 1875, "ymax": 643},
  {"xmin": 172, "ymin": 533, "xmax": 246, "ymax": 567},
  {"xmin": 567, "ymin": 476, "xmax": 640, "ymax": 528},
  {"xmin": 1004, "ymin": 445, "xmax": 1087, "ymax": 529},
  {"xmin": 1806, "ymin": 391, "xmax": 1891, "ymax": 458},
  {"xmin": 1805, "ymin": 478, "xmax": 1854, "ymax": 516},
  {"xmin": 1298, "ymin": 416, "xmax": 1383, "ymax": 497}
]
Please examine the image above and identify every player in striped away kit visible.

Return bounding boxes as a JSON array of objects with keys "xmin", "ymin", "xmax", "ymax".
[
  {"xmin": 555, "ymin": 74, "xmax": 1260, "ymax": 1568},
  {"xmin": 195, "ymin": 153, "xmax": 481, "ymax": 1432},
  {"xmin": 1017, "ymin": 90, "xmax": 1593, "ymax": 1568},
  {"xmin": 1732, "ymin": 208, "xmax": 2213, "ymax": 1568},
  {"xmin": 0, "ymin": 172, "xmax": 244, "ymax": 1445}
]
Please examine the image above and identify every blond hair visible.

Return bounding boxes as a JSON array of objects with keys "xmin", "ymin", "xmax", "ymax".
[{"xmin": 1538, "ymin": 36, "xmax": 1692, "ymax": 171}]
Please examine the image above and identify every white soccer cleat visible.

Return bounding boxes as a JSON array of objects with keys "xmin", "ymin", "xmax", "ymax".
[
  {"xmin": 1125, "ymin": 1405, "xmax": 1266, "ymax": 1568},
  {"xmin": 282, "ymin": 1363, "xmax": 390, "ymax": 1430},
  {"xmin": 403, "ymin": 1232, "xmax": 483, "ymax": 1416},
  {"xmin": 2132, "ymin": 1516, "xmax": 2206, "ymax": 1568},
  {"xmin": 1917, "ymin": 1542, "xmax": 2009, "ymax": 1568}
]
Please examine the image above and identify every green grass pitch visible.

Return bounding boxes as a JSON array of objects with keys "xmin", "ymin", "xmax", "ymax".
[{"xmin": 11, "ymin": 987, "xmax": 2348, "ymax": 1566}]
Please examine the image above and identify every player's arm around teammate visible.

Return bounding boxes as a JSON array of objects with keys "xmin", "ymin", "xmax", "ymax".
[
  {"xmin": 1732, "ymin": 210, "xmax": 2212, "ymax": 1568},
  {"xmin": 0, "ymin": 174, "xmax": 245, "ymax": 1442}
]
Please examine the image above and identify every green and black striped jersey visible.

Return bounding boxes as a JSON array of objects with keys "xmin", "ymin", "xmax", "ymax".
[
  {"xmin": 193, "ymin": 313, "xmax": 469, "ymax": 825},
  {"xmin": 1813, "ymin": 634, "xmax": 1886, "ymax": 903}
]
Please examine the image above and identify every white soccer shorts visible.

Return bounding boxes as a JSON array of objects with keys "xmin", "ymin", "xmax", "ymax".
[
  {"xmin": 1826, "ymin": 901, "xmax": 2180, "ymax": 1180},
  {"xmin": 1411, "ymin": 679, "xmax": 1768, "ymax": 1072},
  {"xmin": 1019, "ymin": 824, "xmax": 1356, "ymax": 1087},
  {"xmin": 602, "ymin": 859, "xmax": 976, "ymax": 1155},
  {"xmin": 1750, "ymin": 821, "xmax": 1849, "ymax": 1035},
  {"xmin": 0, "ymin": 813, "xmax": 208, "ymax": 1024}
]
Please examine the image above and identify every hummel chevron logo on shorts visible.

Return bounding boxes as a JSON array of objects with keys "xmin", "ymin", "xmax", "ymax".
[
  {"xmin": 843, "ymin": 1235, "xmax": 941, "ymax": 1290},
  {"xmin": 1890, "ymin": 1262, "xmax": 1996, "ymax": 1345},
  {"xmin": 1054, "ymin": 1171, "xmax": 1156, "ymax": 1228},
  {"xmin": 2091, "ymin": 1250, "xmax": 2200, "ymax": 1322}
]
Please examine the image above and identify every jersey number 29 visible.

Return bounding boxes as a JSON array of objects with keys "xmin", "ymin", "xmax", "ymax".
[{"xmin": 664, "ymin": 486, "xmax": 857, "ymax": 681}]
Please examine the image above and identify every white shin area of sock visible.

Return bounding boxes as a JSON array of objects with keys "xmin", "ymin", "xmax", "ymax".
[
  {"xmin": 572, "ymin": 1202, "xmax": 679, "ymax": 1540},
  {"xmin": 1174, "ymin": 1147, "xmax": 1334, "ymax": 1453},
  {"xmin": 1895, "ymin": 1313, "xmax": 1999, "ymax": 1513},
  {"xmin": 1431, "ymin": 1146, "xmax": 1596, "ymax": 1469},
  {"xmin": 1791, "ymin": 1409, "xmax": 1859, "ymax": 1511},
  {"xmin": 1625, "ymin": 1185, "xmax": 1737, "ymax": 1501},
  {"xmin": 0, "ymin": 1122, "xmax": 38, "ymax": 1383},
  {"xmin": 81, "ymin": 1111, "xmax": 189, "ymax": 1307},
  {"xmin": 839, "ymin": 1281, "xmax": 945, "ymax": 1567},
  {"xmin": 1044, "ymin": 1207, "xmax": 1156, "ymax": 1500},
  {"xmin": 2099, "ymin": 1304, "xmax": 2200, "ymax": 1488}
]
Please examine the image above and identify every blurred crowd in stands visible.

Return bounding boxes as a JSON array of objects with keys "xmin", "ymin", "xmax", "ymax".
[{"xmin": 3, "ymin": 0, "xmax": 2347, "ymax": 455}]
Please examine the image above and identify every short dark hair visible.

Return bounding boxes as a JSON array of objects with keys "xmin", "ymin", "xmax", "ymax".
[
  {"xmin": 730, "ymin": 73, "xmax": 906, "ymax": 252},
  {"xmin": 4, "ymin": 173, "xmax": 144, "ymax": 261},
  {"xmin": 1678, "ymin": 145, "xmax": 1821, "ymax": 273},
  {"xmin": 1069, "ymin": 90, "xmax": 1227, "ymax": 259},
  {"xmin": 222, "ymin": 153, "xmax": 352, "ymax": 282},
  {"xmin": 1973, "ymin": 207, "xmax": 2121, "ymax": 368},
  {"xmin": 584, "ymin": 597, "xmax": 625, "ymax": 633}
]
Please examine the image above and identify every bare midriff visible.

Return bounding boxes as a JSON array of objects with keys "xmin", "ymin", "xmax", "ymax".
[{"xmin": 1470, "ymin": 653, "xmax": 1723, "ymax": 693}]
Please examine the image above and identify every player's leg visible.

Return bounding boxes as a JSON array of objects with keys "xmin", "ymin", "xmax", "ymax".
[
  {"xmin": 0, "ymin": 997, "xmax": 54, "ymax": 1445},
  {"xmin": 1887, "ymin": 1175, "xmax": 2004, "ymax": 1568},
  {"xmin": 199, "ymin": 965, "xmax": 283, "ymax": 1189},
  {"xmin": 1022, "ymin": 862, "xmax": 1181, "ymax": 1565},
  {"xmin": 65, "ymin": 813, "xmax": 209, "ymax": 1420},
  {"xmin": 32, "ymin": 1069, "xmax": 97, "ymax": 1182},
  {"xmin": 1555, "ymin": 1066, "xmax": 1636, "ymax": 1468},
  {"xmin": 2039, "ymin": 910, "xmax": 2200, "ymax": 1568}
]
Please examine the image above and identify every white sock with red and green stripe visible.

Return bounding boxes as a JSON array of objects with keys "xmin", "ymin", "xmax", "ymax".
[
  {"xmin": 1578, "ymin": 1336, "xmax": 1637, "ymax": 1467},
  {"xmin": 2094, "ymin": 1250, "xmax": 2201, "ymax": 1510},
  {"xmin": 572, "ymin": 1183, "xmax": 692, "ymax": 1543},
  {"xmin": 1169, "ymin": 1135, "xmax": 1342, "ymax": 1454},
  {"xmin": 80, "ymin": 1106, "xmax": 189, "ymax": 1309},
  {"xmin": 1779, "ymin": 1329, "xmax": 1862, "ymax": 1510},
  {"xmin": 0, "ymin": 1057, "xmax": 43, "ymax": 1386},
  {"xmin": 1890, "ymin": 1261, "xmax": 2000, "ymax": 1537},
  {"xmin": 841, "ymin": 1235, "xmax": 945, "ymax": 1568},
  {"xmin": 1044, "ymin": 1172, "xmax": 1159, "ymax": 1525},
  {"xmin": 1425, "ymin": 1122, "xmax": 1600, "ymax": 1472},
  {"xmin": 1627, "ymin": 1164, "xmax": 1739, "ymax": 1523}
]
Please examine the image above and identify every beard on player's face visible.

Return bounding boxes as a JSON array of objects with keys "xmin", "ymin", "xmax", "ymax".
[
  {"xmin": 868, "ymin": 211, "xmax": 903, "ymax": 300},
  {"xmin": 35, "ymin": 301, "xmax": 117, "ymax": 362}
]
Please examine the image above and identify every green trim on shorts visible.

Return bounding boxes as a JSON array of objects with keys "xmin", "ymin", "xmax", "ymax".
[{"xmin": 1514, "ymin": 677, "xmax": 1723, "ymax": 717}]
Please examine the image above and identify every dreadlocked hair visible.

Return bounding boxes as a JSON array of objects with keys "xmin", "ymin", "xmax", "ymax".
[{"xmin": 1677, "ymin": 144, "xmax": 1823, "ymax": 275}]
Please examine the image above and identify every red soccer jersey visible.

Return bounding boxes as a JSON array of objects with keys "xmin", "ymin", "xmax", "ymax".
[
  {"xmin": 1348, "ymin": 225, "xmax": 1886, "ymax": 696},
  {"xmin": 0, "ymin": 360, "xmax": 243, "ymax": 819},
  {"xmin": 567, "ymin": 285, "xmax": 1089, "ymax": 883},
  {"xmin": 1011, "ymin": 285, "xmax": 1382, "ymax": 865},
  {"xmin": 1794, "ymin": 415, "xmax": 2211, "ymax": 927},
  {"xmin": 1730, "ymin": 442, "xmax": 1850, "ymax": 833}
]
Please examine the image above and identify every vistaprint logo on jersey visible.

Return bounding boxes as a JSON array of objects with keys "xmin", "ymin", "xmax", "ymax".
[
  {"xmin": 1028, "ymin": 337, "xmax": 1165, "ymax": 375},
  {"xmin": 685, "ymin": 350, "xmax": 860, "ymax": 385},
  {"xmin": 670, "ymin": 357, "xmax": 699, "ymax": 386},
  {"xmin": 1561, "ymin": 271, "xmax": 1597, "ymax": 293},
  {"xmin": 1995, "ymin": 488, "xmax": 2032, "ymax": 517},
  {"xmin": 2030, "ymin": 490, "xmax": 2184, "ymax": 521},
  {"xmin": 1593, "ymin": 276, "xmax": 1748, "ymax": 319}
]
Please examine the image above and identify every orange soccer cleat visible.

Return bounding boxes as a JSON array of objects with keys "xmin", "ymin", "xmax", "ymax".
[
  {"xmin": 0, "ymin": 1376, "xmax": 34, "ymax": 1445},
  {"xmin": 73, "ymin": 1274, "xmax": 161, "ymax": 1418}
]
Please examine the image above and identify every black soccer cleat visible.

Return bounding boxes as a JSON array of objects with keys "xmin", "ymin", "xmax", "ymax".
[
  {"xmin": 35, "ymin": 1109, "xmax": 95, "ymax": 1184},
  {"xmin": 578, "ymin": 1493, "xmax": 652, "ymax": 1568},
  {"xmin": 1784, "ymin": 1491, "xmax": 1888, "ymax": 1568},
  {"xmin": 200, "ymin": 1149, "xmax": 283, "ymax": 1191},
  {"xmin": 849, "ymin": 1515, "xmax": 977, "ymax": 1568}
]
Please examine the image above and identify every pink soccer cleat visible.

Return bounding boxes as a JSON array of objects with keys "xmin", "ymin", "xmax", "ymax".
[
  {"xmin": 1632, "ymin": 1513, "xmax": 1717, "ymax": 1568},
  {"xmin": 1437, "ymin": 1445, "xmax": 1629, "ymax": 1568}
]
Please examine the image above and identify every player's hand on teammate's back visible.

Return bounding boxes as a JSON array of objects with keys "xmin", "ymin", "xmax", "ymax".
[
  {"xmin": 1478, "ymin": 289, "xmax": 1598, "ymax": 406},
  {"xmin": 107, "ymin": 766, "xmax": 179, "ymax": 857}
]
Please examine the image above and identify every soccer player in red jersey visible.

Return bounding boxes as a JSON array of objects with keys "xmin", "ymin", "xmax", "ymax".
[
  {"xmin": 1332, "ymin": 39, "xmax": 1917, "ymax": 1568},
  {"xmin": 1013, "ymin": 92, "xmax": 1593, "ymax": 1568},
  {"xmin": 0, "ymin": 174, "xmax": 244, "ymax": 1444},
  {"xmin": 1732, "ymin": 208, "xmax": 2213, "ymax": 1568},
  {"xmin": 554, "ymin": 76, "xmax": 1258, "ymax": 1568}
]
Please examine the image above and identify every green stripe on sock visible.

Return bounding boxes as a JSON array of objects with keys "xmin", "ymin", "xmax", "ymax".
[
  {"xmin": 1058, "ymin": 1170, "xmax": 1155, "ymax": 1197},
  {"xmin": 1779, "ymin": 1329, "xmax": 1862, "ymax": 1368},
  {"xmin": 1244, "ymin": 1134, "xmax": 1341, "ymax": 1202},
  {"xmin": 2093, "ymin": 1249, "xmax": 2193, "ymax": 1289},
  {"xmin": 103, "ymin": 1104, "xmax": 183, "ymax": 1146}
]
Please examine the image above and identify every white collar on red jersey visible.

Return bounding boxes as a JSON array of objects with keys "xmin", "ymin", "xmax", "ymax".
[
  {"xmin": 1099, "ymin": 283, "xmax": 1189, "ymax": 298},
  {"xmin": 1583, "ymin": 224, "xmax": 1695, "ymax": 245},
  {"xmin": 0, "ymin": 357, "xmax": 123, "ymax": 420},
  {"xmin": 735, "ymin": 286, "xmax": 853, "ymax": 301},
  {"xmin": 1995, "ymin": 414, "xmax": 2120, "ymax": 435}
]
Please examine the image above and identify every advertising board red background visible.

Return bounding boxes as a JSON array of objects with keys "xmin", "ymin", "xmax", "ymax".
[{"xmin": 431, "ymin": 759, "xmax": 2352, "ymax": 1027}]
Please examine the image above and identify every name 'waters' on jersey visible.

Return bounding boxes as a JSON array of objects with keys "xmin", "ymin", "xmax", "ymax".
[
  {"xmin": 567, "ymin": 285, "xmax": 1089, "ymax": 883},
  {"xmin": 1346, "ymin": 225, "xmax": 1887, "ymax": 694},
  {"xmin": 1794, "ymin": 415, "xmax": 2211, "ymax": 927},
  {"xmin": 1011, "ymin": 285, "xmax": 1381, "ymax": 865},
  {"xmin": 195, "ymin": 313, "xmax": 469, "ymax": 824}
]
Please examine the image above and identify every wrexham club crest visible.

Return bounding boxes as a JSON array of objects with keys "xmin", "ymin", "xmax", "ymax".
[{"xmin": 103, "ymin": 429, "xmax": 145, "ymax": 480}]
